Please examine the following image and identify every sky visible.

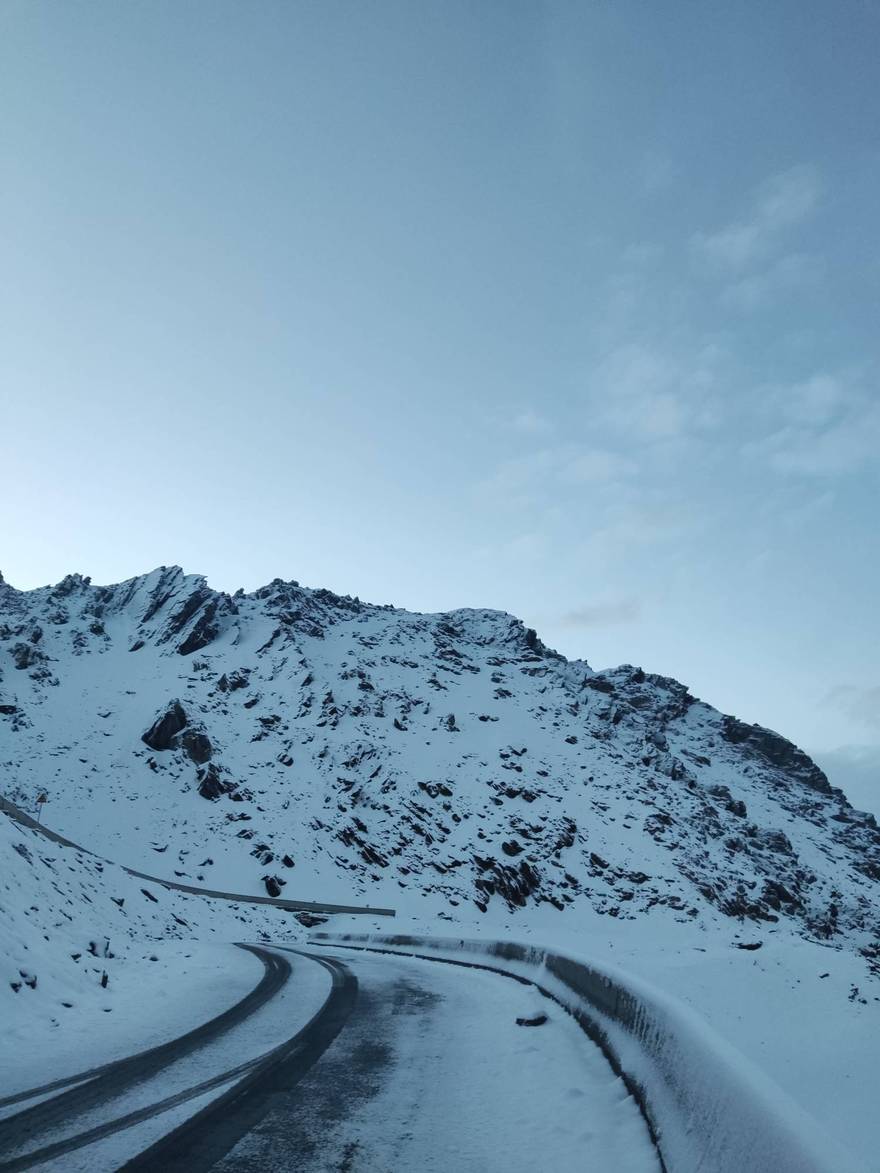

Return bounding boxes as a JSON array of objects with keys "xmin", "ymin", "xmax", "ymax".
[{"xmin": 1, "ymin": 2, "xmax": 878, "ymax": 807}]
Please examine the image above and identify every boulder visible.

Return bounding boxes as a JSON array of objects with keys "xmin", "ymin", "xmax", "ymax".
[
  {"xmin": 141, "ymin": 701, "xmax": 188, "ymax": 751},
  {"xmin": 196, "ymin": 763, "xmax": 233, "ymax": 801},
  {"xmin": 180, "ymin": 730, "xmax": 213, "ymax": 764}
]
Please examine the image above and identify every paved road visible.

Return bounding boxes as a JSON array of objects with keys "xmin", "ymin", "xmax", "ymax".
[
  {"xmin": 0, "ymin": 796, "xmax": 394, "ymax": 917},
  {"xmin": 0, "ymin": 947, "xmax": 353, "ymax": 1173},
  {"xmin": 193, "ymin": 948, "xmax": 661, "ymax": 1173},
  {"xmin": 0, "ymin": 944, "xmax": 662, "ymax": 1172}
]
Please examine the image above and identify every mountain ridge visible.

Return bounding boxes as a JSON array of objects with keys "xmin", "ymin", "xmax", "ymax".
[{"xmin": 2, "ymin": 566, "xmax": 878, "ymax": 973}]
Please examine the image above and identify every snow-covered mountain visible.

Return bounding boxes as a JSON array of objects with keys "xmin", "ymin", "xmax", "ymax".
[{"xmin": 2, "ymin": 566, "xmax": 879, "ymax": 971}]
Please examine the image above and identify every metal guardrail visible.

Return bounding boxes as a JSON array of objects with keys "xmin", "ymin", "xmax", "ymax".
[
  {"xmin": 1, "ymin": 795, "xmax": 395, "ymax": 918},
  {"xmin": 312, "ymin": 932, "xmax": 864, "ymax": 1173}
]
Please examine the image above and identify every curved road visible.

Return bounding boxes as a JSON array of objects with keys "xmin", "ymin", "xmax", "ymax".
[
  {"xmin": 0, "ymin": 944, "xmax": 661, "ymax": 1173},
  {"xmin": 0, "ymin": 796, "xmax": 394, "ymax": 917}
]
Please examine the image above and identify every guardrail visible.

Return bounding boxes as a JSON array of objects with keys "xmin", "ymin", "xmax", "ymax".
[
  {"xmin": 312, "ymin": 932, "xmax": 865, "ymax": 1173},
  {"xmin": 1, "ymin": 795, "xmax": 395, "ymax": 918}
]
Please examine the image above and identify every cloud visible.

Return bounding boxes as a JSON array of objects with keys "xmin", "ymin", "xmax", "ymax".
[
  {"xmin": 481, "ymin": 442, "xmax": 638, "ymax": 504},
  {"xmin": 811, "ymin": 744, "xmax": 880, "ymax": 815},
  {"xmin": 824, "ymin": 685, "xmax": 880, "ymax": 731},
  {"xmin": 559, "ymin": 598, "xmax": 640, "ymax": 627},
  {"xmin": 774, "ymin": 373, "xmax": 849, "ymax": 427},
  {"xmin": 589, "ymin": 342, "xmax": 723, "ymax": 441},
  {"xmin": 587, "ymin": 498, "xmax": 705, "ymax": 555},
  {"xmin": 692, "ymin": 164, "xmax": 822, "ymax": 273},
  {"xmin": 558, "ymin": 448, "xmax": 637, "ymax": 484},
  {"xmin": 721, "ymin": 252, "xmax": 821, "ymax": 312},
  {"xmin": 744, "ymin": 371, "xmax": 880, "ymax": 477},
  {"xmin": 756, "ymin": 165, "xmax": 822, "ymax": 231},
  {"xmin": 510, "ymin": 409, "xmax": 554, "ymax": 437},
  {"xmin": 759, "ymin": 403, "xmax": 879, "ymax": 477}
]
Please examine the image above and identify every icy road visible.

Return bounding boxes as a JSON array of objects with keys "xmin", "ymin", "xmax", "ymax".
[{"xmin": 0, "ymin": 945, "xmax": 660, "ymax": 1172}]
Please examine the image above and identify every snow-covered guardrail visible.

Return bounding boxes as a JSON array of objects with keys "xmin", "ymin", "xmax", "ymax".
[{"xmin": 312, "ymin": 932, "xmax": 865, "ymax": 1173}]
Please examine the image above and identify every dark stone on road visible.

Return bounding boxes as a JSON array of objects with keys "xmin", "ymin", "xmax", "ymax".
[{"xmin": 516, "ymin": 1013, "xmax": 548, "ymax": 1026}]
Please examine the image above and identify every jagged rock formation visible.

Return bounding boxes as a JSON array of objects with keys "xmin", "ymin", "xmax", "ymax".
[{"xmin": 1, "ymin": 567, "xmax": 878, "ymax": 969}]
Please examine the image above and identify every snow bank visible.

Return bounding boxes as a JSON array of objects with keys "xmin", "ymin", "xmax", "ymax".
[
  {"xmin": 0, "ymin": 812, "xmax": 303, "ymax": 1090},
  {"xmin": 314, "ymin": 932, "xmax": 867, "ymax": 1173}
]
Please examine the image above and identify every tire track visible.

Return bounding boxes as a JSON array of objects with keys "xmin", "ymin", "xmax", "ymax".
[
  {"xmin": 0, "ymin": 944, "xmax": 288, "ymax": 1154},
  {"xmin": 120, "ymin": 950, "xmax": 357, "ymax": 1172}
]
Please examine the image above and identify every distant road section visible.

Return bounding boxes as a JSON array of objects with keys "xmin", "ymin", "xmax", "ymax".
[{"xmin": 0, "ymin": 796, "xmax": 395, "ymax": 918}]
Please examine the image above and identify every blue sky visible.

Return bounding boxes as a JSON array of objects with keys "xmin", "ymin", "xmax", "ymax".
[{"xmin": 1, "ymin": 2, "xmax": 878, "ymax": 804}]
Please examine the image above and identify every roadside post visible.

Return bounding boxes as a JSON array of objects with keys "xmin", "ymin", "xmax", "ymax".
[{"xmin": 35, "ymin": 792, "xmax": 47, "ymax": 824}]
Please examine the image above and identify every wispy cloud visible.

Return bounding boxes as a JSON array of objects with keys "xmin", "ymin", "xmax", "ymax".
[
  {"xmin": 692, "ymin": 164, "xmax": 822, "ymax": 273},
  {"xmin": 745, "ymin": 371, "xmax": 880, "ymax": 477},
  {"xmin": 559, "ymin": 598, "xmax": 640, "ymax": 627},
  {"xmin": 721, "ymin": 252, "xmax": 822, "ymax": 312},
  {"xmin": 481, "ymin": 442, "xmax": 638, "ymax": 504},
  {"xmin": 811, "ymin": 745, "xmax": 880, "ymax": 814},
  {"xmin": 824, "ymin": 686, "xmax": 880, "ymax": 732},
  {"xmin": 509, "ymin": 409, "xmax": 554, "ymax": 437},
  {"xmin": 589, "ymin": 341, "xmax": 723, "ymax": 441},
  {"xmin": 558, "ymin": 448, "xmax": 637, "ymax": 484}
]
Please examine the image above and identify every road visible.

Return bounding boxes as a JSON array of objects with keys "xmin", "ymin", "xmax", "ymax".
[
  {"xmin": 0, "ymin": 796, "xmax": 395, "ymax": 917},
  {"xmin": 0, "ymin": 945, "xmax": 661, "ymax": 1172}
]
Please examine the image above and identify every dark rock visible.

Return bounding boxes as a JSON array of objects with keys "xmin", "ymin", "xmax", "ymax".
[
  {"xmin": 163, "ymin": 587, "xmax": 212, "ymax": 639},
  {"xmin": 263, "ymin": 874, "xmax": 286, "ymax": 897},
  {"xmin": 293, "ymin": 911, "xmax": 328, "ymax": 927},
  {"xmin": 141, "ymin": 701, "xmax": 188, "ymax": 750},
  {"xmin": 178, "ymin": 601, "xmax": 220, "ymax": 656},
  {"xmin": 721, "ymin": 716, "xmax": 831, "ymax": 793},
  {"xmin": 180, "ymin": 730, "xmax": 212, "ymax": 764},
  {"xmin": 53, "ymin": 573, "xmax": 90, "ymax": 597},
  {"xmin": 197, "ymin": 763, "xmax": 233, "ymax": 800},
  {"xmin": 516, "ymin": 1013, "xmax": 548, "ymax": 1027},
  {"xmin": 11, "ymin": 643, "xmax": 38, "ymax": 670}
]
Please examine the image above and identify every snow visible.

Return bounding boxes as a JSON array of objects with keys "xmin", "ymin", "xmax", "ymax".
[
  {"xmin": 0, "ymin": 940, "xmax": 259, "ymax": 1105},
  {"xmin": 316, "ymin": 932, "xmax": 868, "ymax": 1173},
  {"xmin": 4, "ymin": 946, "xmax": 331, "ymax": 1172},
  {"xmin": 0, "ymin": 812, "xmax": 311, "ymax": 1097},
  {"xmin": 221, "ymin": 947, "xmax": 661, "ymax": 1173},
  {"xmin": 2, "ymin": 566, "xmax": 879, "ymax": 1164}
]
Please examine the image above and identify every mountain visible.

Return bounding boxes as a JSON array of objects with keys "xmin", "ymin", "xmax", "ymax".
[{"xmin": 1, "ymin": 566, "xmax": 879, "ymax": 972}]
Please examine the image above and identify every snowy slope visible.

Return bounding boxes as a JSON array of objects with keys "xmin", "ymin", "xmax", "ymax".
[
  {"xmin": 2, "ymin": 566, "xmax": 878, "ymax": 961},
  {"xmin": 2, "ymin": 567, "xmax": 880, "ymax": 1164},
  {"xmin": 0, "ymin": 810, "xmax": 289, "ymax": 1096}
]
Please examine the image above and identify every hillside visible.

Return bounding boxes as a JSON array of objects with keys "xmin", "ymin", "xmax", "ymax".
[{"xmin": 2, "ymin": 566, "xmax": 878, "ymax": 972}]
